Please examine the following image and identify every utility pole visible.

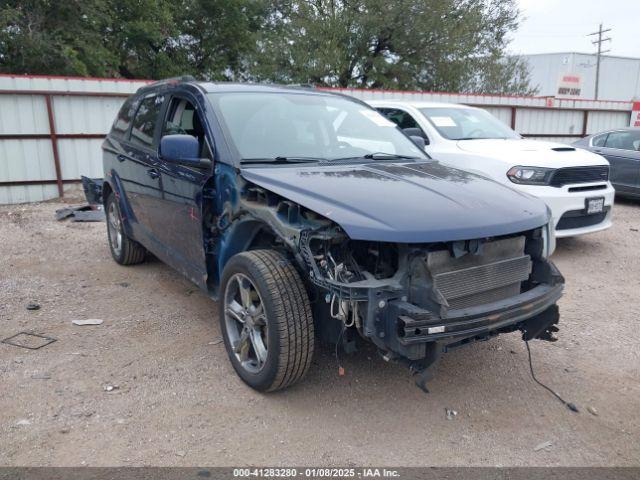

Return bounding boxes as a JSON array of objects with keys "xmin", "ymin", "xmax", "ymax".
[{"xmin": 587, "ymin": 23, "xmax": 611, "ymax": 100}]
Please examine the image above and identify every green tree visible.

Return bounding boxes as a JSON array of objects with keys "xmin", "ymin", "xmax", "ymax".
[
  {"xmin": 0, "ymin": 0, "xmax": 265, "ymax": 80},
  {"xmin": 0, "ymin": 0, "xmax": 116, "ymax": 76},
  {"xmin": 254, "ymin": 0, "xmax": 536, "ymax": 94},
  {"xmin": 0, "ymin": 0, "xmax": 535, "ymax": 94}
]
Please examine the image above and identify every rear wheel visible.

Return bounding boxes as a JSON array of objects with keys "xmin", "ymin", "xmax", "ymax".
[
  {"xmin": 219, "ymin": 250, "xmax": 314, "ymax": 391},
  {"xmin": 105, "ymin": 193, "xmax": 146, "ymax": 265}
]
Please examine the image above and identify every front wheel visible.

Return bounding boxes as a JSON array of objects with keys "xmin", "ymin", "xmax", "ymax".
[{"xmin": 219, "ymin": 250, "xmax": 314, "ymax": 392}]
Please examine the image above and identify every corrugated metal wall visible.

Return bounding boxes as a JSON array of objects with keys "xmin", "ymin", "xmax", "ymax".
[
  {"xmin": 0, "ymin": 75, "xmax": 633, "ymax": 204},
  {"xmin": 0, "ymin": 75, "xmax": 149, "ymax": 204},
  {"xmin": 523, "ymin": 52, "xmax": 640, "ymax": 101}
]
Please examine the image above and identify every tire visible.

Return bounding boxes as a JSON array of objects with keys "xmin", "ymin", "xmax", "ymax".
[
  {"xmin": 105, "ymin": 192, "xmax": 146, "ymax": 265},
  {"xmin": 219, "ymin": 250, "xmax": 314, "ymax": 392}
]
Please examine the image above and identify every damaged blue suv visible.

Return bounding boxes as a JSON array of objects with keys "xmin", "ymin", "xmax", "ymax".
[{"xmin": 102, "ymin": 77, "xmax": 564, "ymax": 392}]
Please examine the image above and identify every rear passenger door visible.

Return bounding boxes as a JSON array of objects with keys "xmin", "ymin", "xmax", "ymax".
[
  {"xmin": 596, "ymin": 130, "xmax": 640, "ymax": 194},
  {"xmin": 154, "ymin": 94, "xmax": 213, "ymax": 287},
  {"xmin": 120, "ymin": 93, "xmax": 165, "ymax": 240}
]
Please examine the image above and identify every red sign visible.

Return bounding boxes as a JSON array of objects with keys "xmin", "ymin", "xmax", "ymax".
[
  {"xmin": 557, "ymin": 73, "xmax": 582, "ymax": 98},
  {"xmin": 631, "ymin": 102, "xmax": 640, "ymax": 127}
]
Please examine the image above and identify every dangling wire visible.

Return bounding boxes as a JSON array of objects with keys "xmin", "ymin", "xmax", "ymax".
[
  {"xmin": 335, "ymin": 325, "xmax": 346, "ymax": 376},
  {"xmin": 524, "ymin": 337, "xmax": 578, "ymax": 413}
]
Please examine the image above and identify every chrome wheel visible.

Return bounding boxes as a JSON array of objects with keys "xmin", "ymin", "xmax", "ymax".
[
  {"xmin": 107, "ymin": 201, "xmax": 123, "ymax": 257},
  {"xmin": 223, "ymin": 273, "xmax": 268, "ymax": 373}
]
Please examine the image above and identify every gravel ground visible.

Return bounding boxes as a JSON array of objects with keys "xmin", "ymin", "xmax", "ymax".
[{"xmin": 0, "ymin": 197, "xmax": 639, "ymax": 467}]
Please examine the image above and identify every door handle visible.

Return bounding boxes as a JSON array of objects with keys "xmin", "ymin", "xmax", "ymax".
[{"xmin": 147, "ymin": 168, "xmax": 160, "ymax": 179}]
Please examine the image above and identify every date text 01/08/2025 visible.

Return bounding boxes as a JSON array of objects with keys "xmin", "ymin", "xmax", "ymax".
[{"xmin": 232, "ymin": 468, "xmax": 400, "ymax": 478}]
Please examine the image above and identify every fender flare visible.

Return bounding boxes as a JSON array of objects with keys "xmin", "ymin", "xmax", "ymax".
[{"xmin": 103, "ymin": 171, "xmax": 136, "ymax": 238}]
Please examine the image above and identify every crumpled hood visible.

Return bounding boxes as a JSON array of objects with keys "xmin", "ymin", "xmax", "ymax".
[
  {"xmin": 240, "ymin": 161, "xmax": 549, "ymax": 243},
  {"xmin": 456, "ymin": 139, "xmax": 609, "ymax": 168}
]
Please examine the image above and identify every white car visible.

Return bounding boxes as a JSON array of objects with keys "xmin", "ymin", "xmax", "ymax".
[{"xmin": 369, "ymin": 100, "xmax": 614, "ymax": 239}]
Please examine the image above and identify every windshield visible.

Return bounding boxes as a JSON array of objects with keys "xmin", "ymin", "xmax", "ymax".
[
  {"xmin": 209, "ymin": 92, "xmax": 427, "ymax": 162},
  {"xmin": 420, "ymin": 107, "xmax": 520, "ymax": 140}
]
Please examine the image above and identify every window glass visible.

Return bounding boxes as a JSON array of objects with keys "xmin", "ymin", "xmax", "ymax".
[
  {"xmin": 210, "ymin": 93, "xmax": 426, "ymax": 162},
  {"xmin": 162, "ymin": 98, "xmax": 212, "ymax": 159},
  {"xmin": 604, "ymin": 130, "xmax": 640, "ymax": 151},
  {"xmin": 130, "ymin": 95, "xmax": 163, "ymax": 147},
  {"xmin": 111, "ymin": 96, "xmax": 137, "ymax": 138},
  {"xmin": 591, "ymin": 133, "xmax": 608, "ymax": 147},
  {"xmin": 419, "ymin": 107, "xmax": 520, "ymax": 140},
  {"xmin": 378, "ymin": 108, "xmax": 418, "ymax": 129},
  {"xmin": 378, "ymin": 108, "xmax": 428, "ymax": 140}
]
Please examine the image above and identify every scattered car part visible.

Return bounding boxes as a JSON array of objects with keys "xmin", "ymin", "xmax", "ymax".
[
  {"xmin": 81, "ymin": 176, "xmax": 104, "ymax": 205},
  {"xmin": 1, "ymin": 332, "xmax": 57, "ymax": 350},
  {"xmin": 72, "ymin": 319, "xmax": 103, "ymax": 326},
  {"xmin": 55, "ymin": 204, "xmax": 105, "ymax": 222}
]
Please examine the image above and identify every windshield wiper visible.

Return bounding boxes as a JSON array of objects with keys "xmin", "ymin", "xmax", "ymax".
[
  {"xmin": 241, "ymin": 156, "xmax": 324, "ymax": 165},
  {"xmin": 364, "ymin": 152, "xmax": 419, "ymax": 160},
  {"xmin": 456, "ymin": 137, "xmax": 506, "ymax": 141},
  {"xmin": 329, "ymin": 152, "xmax": 421, "ymax": 162}
]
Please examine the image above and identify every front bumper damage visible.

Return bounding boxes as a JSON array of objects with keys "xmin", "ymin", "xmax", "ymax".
[
  {"xmin": 341, "ymin": 261, "xmax": 563, "ymax": 362},
  {"xmin": 298, "ymin": 227, "xmax": 565, "ymax": 379}
]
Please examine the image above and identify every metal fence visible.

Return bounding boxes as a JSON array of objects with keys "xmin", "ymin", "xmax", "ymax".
[
  {"xmin": 0, "ymin": 74, "xmax": 633, "ymax": 204},
  {"xmin": 335, "ymin": 88, "xmax": 633, "ymax": 144},
  {"xmin": 0, "ymin": 75, "xmax": 150, "ymax": 204}
]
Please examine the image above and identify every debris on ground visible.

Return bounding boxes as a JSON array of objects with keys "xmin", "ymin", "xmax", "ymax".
[
  {"xmin": 208, "ymin": 338, "xmax": 223, "ymax": 346},
  {"xmin": 104, "ymin": 384, "xmax": 119, "ymax": 392},
  {"xmin": 175, "ymin": 451, "xmax": 187, "ymax": 457},
  {"xmin": 534, "ymin": 441, "xmax": 553, "ymax": 452},
  {"xmin": 118, "ymin": 282, "xmax": 130, "ymax": 288},
  {"xmin": 55, "ymin": 204, "xmax": 105, "ymax": 222},
  {"xmin": 31, "ymin": 372, "xmax": 52, "ymax": 380},
  {"xmin": 72, "ymin": 319, "xmax": 103, "ymax": 326},
  {"xmin": 16, "ymin": 419, "xmax": 31, "ymax": 426},
  {"xmin": 26, "ymin": 303, "xmax": 40, "ymax": 311},
  {"xmin": 1, "ymin": 332, "xmax": 57, "ymax": 350},
  {"xmin": 587, "ymin": 406, "xmax": 599, "ymax": 416},
  {"xmin": 445, "ymin": 408, "xmax": 458, "ymax": 420}
]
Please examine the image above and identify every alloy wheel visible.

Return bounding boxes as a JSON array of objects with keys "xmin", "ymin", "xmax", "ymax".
[{"xmin": 223, "ymin": 273, "xmax": 269, "ymax": 373}]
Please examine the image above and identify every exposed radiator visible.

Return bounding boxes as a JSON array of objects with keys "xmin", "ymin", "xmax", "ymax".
[{"xmin": 426, "ymin": 236, "xmax": 532, "ymax": 310}]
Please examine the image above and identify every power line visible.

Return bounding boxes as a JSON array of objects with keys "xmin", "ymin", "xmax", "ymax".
[{"xmin": 587, "ymin": 23, "xmax": 611, "ymax": 100}]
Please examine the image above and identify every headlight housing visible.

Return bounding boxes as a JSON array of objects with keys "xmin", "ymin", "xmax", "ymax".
[{"xmin": 506, "ymin": 166, "xmax": 554, "ymax": 185}]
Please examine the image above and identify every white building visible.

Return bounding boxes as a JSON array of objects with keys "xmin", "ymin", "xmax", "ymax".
[{"xmin": 521, "ymin": 52, "xmax": 640, "ymax": 101}]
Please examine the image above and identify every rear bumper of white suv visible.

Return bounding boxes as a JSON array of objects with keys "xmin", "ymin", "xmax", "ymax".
[{"xmin": 517, "ymin": 183, "xmax": 615, "ymax": 238}]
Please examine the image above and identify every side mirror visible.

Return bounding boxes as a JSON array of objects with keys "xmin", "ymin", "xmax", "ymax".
[
  {"xmin": 403, "ymin": 127, "xmax": 429, "ymax": 146},
  {"xmin": 160, "ymin": 134, "xmax": 211, "ymax": 168},
  {"xmin": 410, "ymin": 135, "xmax": 426, "ymax": 149}
]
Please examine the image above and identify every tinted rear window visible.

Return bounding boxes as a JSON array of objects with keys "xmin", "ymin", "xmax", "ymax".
[
  {"xmin": 130, "ymin": 95, "xmax": 164, "ymax": 147},
  {"xmin": 110, "ymin": 96, "xmax": 137, "ymax": 138}
]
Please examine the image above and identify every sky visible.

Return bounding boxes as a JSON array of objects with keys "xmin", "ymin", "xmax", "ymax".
[{"xmin": 509, "ymin": 0, "xmax": 640, "ymax": 58}]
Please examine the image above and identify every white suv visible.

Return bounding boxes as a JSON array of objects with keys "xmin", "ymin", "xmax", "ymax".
[{"xmin": 369, "ymin": 100, "xmax": 614, "ymax": 238}]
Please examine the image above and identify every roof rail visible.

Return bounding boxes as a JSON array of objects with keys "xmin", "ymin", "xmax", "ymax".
[
  {"xmin": 288, "ymin": 83, "xmax": 314, "ymax": 88},
  {"xmin": 138, "ymin": 75, "xmax": 196, "ymax": 91}
]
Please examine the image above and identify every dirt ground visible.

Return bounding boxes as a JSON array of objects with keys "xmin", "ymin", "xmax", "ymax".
[{"xmin": 0, "ymin": 197, "xmax": 639, "ymax": 467}]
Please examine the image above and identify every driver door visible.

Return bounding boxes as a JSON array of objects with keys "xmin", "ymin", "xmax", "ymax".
[{"xmin": 154, "ymin": 94, "xmax": 214, "ymax": 288}]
